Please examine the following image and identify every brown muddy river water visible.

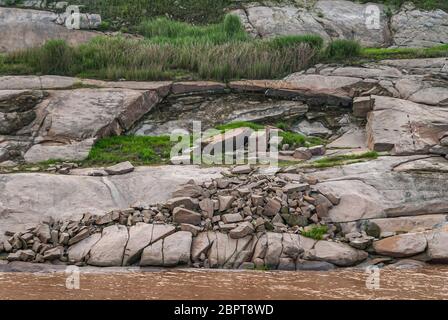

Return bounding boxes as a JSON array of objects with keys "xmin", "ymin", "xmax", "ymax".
[{"xmin": 1, "ymin": 267, "xmax": 448, "ymax": 300}]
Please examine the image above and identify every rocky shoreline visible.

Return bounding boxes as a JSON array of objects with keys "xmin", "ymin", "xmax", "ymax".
[
  {"xmin": 1, "ymin": 55, "xmax": 448, "ymax": 270},
  {"xmin": 1, "ymin": 0, "xmax": 448, "ymax": 272},
  {"xmin": 1, "ymin": 157, "xmax": 448, "ymax": 270}
]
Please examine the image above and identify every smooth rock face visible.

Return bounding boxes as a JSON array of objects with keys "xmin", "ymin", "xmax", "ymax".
[
  {"xmin": 409, "ymin": 87, "xmax": 448, "ymax": 106},
  {"xmin": 24, "ymin": 139, "xmax": 95, "ymax": 163},
  {"xmin": 0, "ymin": 8, "xmax": 98, "ymax": 53},
  {"xmin": 232, "ymin": 0, "xmax": 390, "ymax": 47},
  {"xmin": 0, "ymin": 166, "xmax": 222, "ymax": 241},
  {"xmin": 373, "ymin": 233, "xmax": 427, "ymax": 258},
  {"xmin": 232, "ymin": 6, "xmax": 329, "ymax": 39},
  {"xmin": 315, "ymin": 156, "xmax": 448, "ymax": 222},
  {"xmin": 313, "ymin": 0, "xmax": 391, "ymax": 47},
  {"xmin": 163, "ymin": 231, "xmax": 193, "ymax": 266},
  {"xmin": 88, "ymin": 225, "xmax": 129, "ymax": 266},
  {"xmin": 367, "ymin": 96, "xmax": 448, "ymax": 154},
  {"xmin": 309, "ymin": 241, "xmax": 368, "ymax": 266},
  {"xmin": 392, "ymin": 6, "xmax": 448, "ymax": 47}
]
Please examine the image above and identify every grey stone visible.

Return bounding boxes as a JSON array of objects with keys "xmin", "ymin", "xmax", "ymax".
[
  {"xmin": 43, "ymin": 246, "xmax": 63, "ymax": 260},
  {"xmin": 0, "ymin": 7, "xmax": 98, "ymax": 53},
  {"xmin": 165, "ymin": 197, "xmax": 197, "ymax": 211},
  {"xmin": 310, "ymin": 240, "xmax": 368, "ymax": 267},
  {"xmin": 68, "ymin": 228, "xmax": 90, "ymax": 246},
  {"xmin": 391, "ymin": 6, "xmax": 448, "ymax": 48},
  {"xmin": 222, "ymin": 213, "xmax": 243, "ymax": 224},
  {"xmin": 353, "ymin": 96, "xmax": 373, "ymax": 118},
  {"xmin": 229, "ymin": 222, "xmax": 254, "ymax": 239},
  {"xmin": 293, "ymin": 147, "xmax": 312, "ymax": 160},
  {"xmin": 105, "ymin": 161, "xmax": 135, "ymax": 175},
  {"xmin": 231, "ymin": 165, "xmax": 252, "ymax": 174},
  {"xmin": 308, "ymin": 145, "xmax": 326, "ymax": 156},
  {"xmin": 263, "ymin": 198, "xmax": 282, "ymax": 217},
  {"xmin": 218, "ymin": 195, "xmax": 234, "ymax": 212},
  {"xmin": 173, "ymin": 207, "xmax": 202, "ymax": 226},
  {"xmin": 426, "ymin": 229, "xmax": 448, "ymax": 262},
  {"xmin": 122, "ymin": 223, "xmax": 153, "ymax": 266}
]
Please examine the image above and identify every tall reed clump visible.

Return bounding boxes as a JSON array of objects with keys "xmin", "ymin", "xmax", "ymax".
[
  {"xmin": 3, "ymin": 33, "xmax": 319, "ymax": 81},
  {"xmin": 135, "ymin": 14, "xmax": 249, "ymax": 44},
  {"xmin": 323, "ymin": 39, "xmax": 362, "ymax": 60}
]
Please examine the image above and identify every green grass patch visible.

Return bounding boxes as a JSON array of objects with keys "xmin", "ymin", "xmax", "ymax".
[
  {"xmin": 310, "ymin": 151, "xmax": 379, "ymax": 168},
  {"xmin": 361, "ymin": 44, "xmax": 448, "ymax": 60},
  {"xmin": 216, "ymin": 121, "xmax": 265, "ymax": 132},
  {"xmin": 301, "ymin": 225, "xmax": 328, "ymax": 240},
  {"xmin": 279, "ymin": 131, "xmax": 325, "ymax": 148},
  {"xmin": 84, "ymin": 135, "xmax": 174, "ymax": 166}
]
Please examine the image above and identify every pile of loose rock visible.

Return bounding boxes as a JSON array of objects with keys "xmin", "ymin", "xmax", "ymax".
[
  {"xmin": 0, "ymin": 165, "xmax": 347, "ymax": 266},
  {"xmin": 168, "ymin": 164, "xmax": 340, "ymax": 237}
]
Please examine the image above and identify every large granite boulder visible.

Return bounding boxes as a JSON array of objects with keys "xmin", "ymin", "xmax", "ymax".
[
  {"xmin": 373, "ymin": 233, "xmax": 428, "ymax": 257},
  {"xmin": 313, "ymin": 0, "xmax": 391, "ymax": 47},
  {"xmin": 309, "ymin": 240, "xmax": 368, "ymax": 266},
  {"xmin": 391, "ymin": 5, "xmax": 448, "ymax": 47},
  {"xmin": 0, "ymin": 7, "xmax": 99, "ymax": 53},
  {"xmin": 231, "ymin": 5, "xmax": 329, "ymax": 39}
]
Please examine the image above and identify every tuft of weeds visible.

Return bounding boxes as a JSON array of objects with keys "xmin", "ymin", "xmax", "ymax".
[
  {"xmin": 301, "ymin": 225, "xmax": 329, "ymax": 240},
  {"xmin": 310, "ymin": 151, "xmax": 379, "ymax": 168}
]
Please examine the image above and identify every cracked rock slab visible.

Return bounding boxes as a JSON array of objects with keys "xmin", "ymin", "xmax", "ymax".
[
  {"xmin": 140, "ymin": 231, "xmax": 192, "ymax": 266},
  {"xmin": 87, "ymin": 225, "xmax": 129, "ymax": 267},
  {"xmin": 367, "ymin": 95, "xmax": 448, "ymax": 154}
]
